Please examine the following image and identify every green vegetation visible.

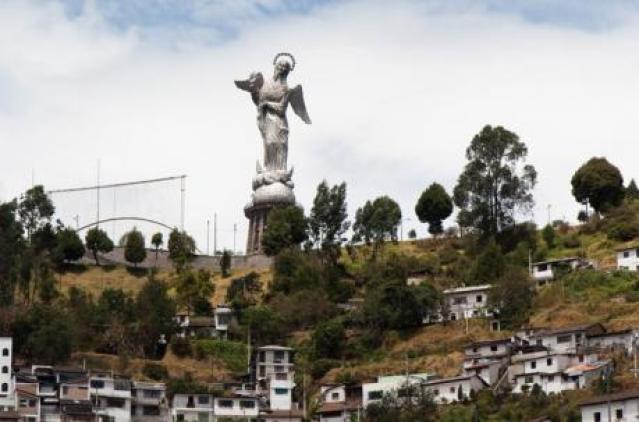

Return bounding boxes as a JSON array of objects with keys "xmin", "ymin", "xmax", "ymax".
[
  {"xmin": 192, "ymin": 339, "xmax": 247, "ymax": 373},
  {"xmin": 572, "ymin": 157, "xmax": 625, "ymax": 214},
  {"xmin": 124, "ymin": 227, "xmax": 147, "ymax": 267},
  {"xmin": 415, "ymin": 182, "xmax": 453, "ymax": 236}
]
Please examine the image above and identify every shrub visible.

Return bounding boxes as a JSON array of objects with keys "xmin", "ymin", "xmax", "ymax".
[
  {"xmin": 607, "ymin": 220, "xmax": 639, "ymax": 241},
  {"xmin": 192, "ymin": 340, "xmax": 247, "ymax": 373},
  {"xmin": 310, "ymin": 358, "xmax": 340, "ymax": 380},
  {"xmin": 142, "ymin": 363, "xmax": 169, "ymax": 381},
  {"xmin": 170, "ymin": 337, "xmax": 192, "ymax": 358},
  {"xmin": 561, "ymin": 234, "xmax": 581, "ymax": 248}
]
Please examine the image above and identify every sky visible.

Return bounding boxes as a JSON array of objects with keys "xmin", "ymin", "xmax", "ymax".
[{"xmin": 1, "ymin": 0, "xmax": 639, "ymax": 253}]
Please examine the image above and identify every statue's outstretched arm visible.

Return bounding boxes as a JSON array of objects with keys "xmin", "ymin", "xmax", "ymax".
[
  {"xmin": 289, "ymin": 84, "xmax": 311, "ymax": 124},
  {"xmin": 234, "ymin": 72, "xmax": 263, "ymax": 105}
]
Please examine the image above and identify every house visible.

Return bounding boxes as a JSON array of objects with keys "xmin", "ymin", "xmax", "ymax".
[
  {"xmin": 526, "ymin": 324, "xmax": 605, "ymax": 353},
  {"xmin": 89, "ymin": 373, "xmax": 132, "ymax": 422},
  {"xmin": 361, "ymin": 373, "xmax": 435, "ymax": 408},
  {"xmin": 259, "ymin": 408, "xmax": 304, "ymax": 421},
  {"xmin": 266, "ymin": 379, "xmax": 295, "ymax": 411},
  {"xmin": 423, "ymin": 375, "xmax": 488, "ymax": 404},
  {"xmin": 171, "ymin": 393, "xmax": 214, "ymax": 422},
  {"xmin": 175, "ymin": 312, "xmax": 217, "ymax": 339},
  {"xmin": 213, "ymin": 395, "xmax": 259, "ymax": 420},
  {"xmin": 531, "ymin": 257, "xmax": 588, "ymax": 285},
  {"xmin": 131, "ymin": 381, "xmax": 168, "ymax": 421},
  {"xmin": 587, "ymin": 329, "xmax": 637, "ymax": 355},
  {"xmin": 462, "ymin": 339, "xmax": 512, "ymax": 385},
  {"xmin": 0, "ymin": 338, "xmax": 13, "ymax": 411},
  {"xmin": 617, "ymin": 246, "xmax": 639, "ymax": 271},
  {"xmin": 0, "ymin": 411, "xmax": 19, "ymax": 422},
  {"xmin": 579, "ymin": 390, "xmax": 639, "ymax": 422},
  {"xmin": 14, "ymin": 382, "xmax": 39, "ymax": 422},
  {"xmin": 442, "ymin": 284, "xmax": 493, "ymax": 321},
  {"xmin": 214, "ymin": 305, "xmax": 233, "ymax": 339},
  {"xmin": 255, "ymin": 346, "xmax": 295, "ymax": 383},
  {"xmin": 60, "ymin": 399, "xmax": 94, "ymax": 421},
  {"xmin": 316, "ymin": 384, "xmax": 362, "ymax": 422}
]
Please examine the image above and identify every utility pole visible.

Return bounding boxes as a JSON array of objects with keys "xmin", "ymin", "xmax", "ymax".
[
  {"xmin": 206, "ymin": 220, "xmax": 210, "ymax": 255},
  {"xmin": 96, "ymin": 159, "xmax": 101, "ymax": 227},
  {"xmin": 214, "ymin": 213, "xmax": 218, "ymax": 255},
  {"xmin": 180, "ymin": 176, "xmax": 186, "ymax": 231},
  {"xmin": 547, "ymin": 204, "xmax": 551, "ymax": 226},
  {"xmin": 73, "ymin": 215, "xmax": 80, "ymax": 230},
  {"xmin": 233, "ymin": 223, "xmax": 237, "ymax": 255}
]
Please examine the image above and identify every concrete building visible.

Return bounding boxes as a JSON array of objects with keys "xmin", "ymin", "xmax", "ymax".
[
  {"xmin": 0, "ymin": 339, "xmax": 13, "ymax": 412},
  {"xmin": 617, "ymin": 247, "xmax": 639, "ymax": 271},
  {"xmin": 89, "ymin": 374, "xmax": 132, "ymax": 422},
  {"xmin": 587, "ymin": 329, "xmax": 637, "ymax": 355},
  {"xmin": 362, "ymin": 373, "xmax": 435, "ymax": 408},
  {"xmin": 316, "ymin": 385, "xmax": 361, "ymax": 422},
  {"xmin": 442, "ymin": 285, "xmax": 493, "ymax": 321},
  {"xmin": 531, "ymin": 257, "xmax": 587, "ymax": 285},
  {"xmin": 423, "ymin": 375, "xmax": 488, "ymax": 404},
  {"xmin": 170, "ymin": 393, "xmax": 214, "ymax": 422},
  {"xmin": 580, "ymin": 390, "xmax": 639, "ymax": 422},
  {"xmin": 462, "ymin": 339, "xmax": 512, "ymax": 385},
  {"xmin": 527, "ymin": 324, "xmax": 605, "ymax": 353},
  {"xmin": 131, "ymin": 381, "xmax": 168, "ymax": 421},
  {"xmin": 255, "ymin": 346, "xmax": 295, "ymax": 383}
]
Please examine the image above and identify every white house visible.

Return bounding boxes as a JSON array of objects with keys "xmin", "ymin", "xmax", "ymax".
[
  {"xmin": 441, "ymin": 285, "xmax": 493, "ymax": 321},
  {"xmin": 0, "ymin": 338, "xmax": 13, "ymax": 411},
  {"xmin": 131, "ymin": 381, "xmax": 168, "ymax": 421},
  {"xmin": 362, "ymin": 373, "xmax": 435, "ymax": 408},
  {"xmin": 171, "ymin": 393, "xmax": 214, "ymax": 422},
  {"xmin": 213, "ymin": 395, "xmax": 259, "ymax": 419},
  {"xmin": 255, "ymin": 346, "xmax": 295, "ymax": 383},
  {"xmin": 316, "ymin": 385, "xmax": 361, "ymax": 422},
  {"xmin": 214, "ymin": 306, "xmax": 233, "ymax": 339},
  {"xmin": 587, "ymin": 329, "xmax": 637, "ymax": 355},
  {"xmin": 531, "ymin": 257, "xmax": 587, "ymax": 285},
  {"xmin": 423, "ymin": 375, "xmax": 488, "ymax": 404},
  {"xmin": 617, "ymin": 247, "xmax": 639, "ymax": 271},
  {"xmin": 463, "ymin": 339, "xmax": 512, "ymax": 385},
  {"xmin": 527, "ymin": 324, "xmax": 605, "ymax": 353},
  {"xmin": 89, "ymin": 373, "xmax": 132, "ymax": 422},
  {"xmin": 580, "ymin": 390, "xmax": 639, "ymax": 422}
]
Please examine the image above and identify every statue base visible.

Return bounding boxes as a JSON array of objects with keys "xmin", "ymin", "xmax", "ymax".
[{"xmin": 244, "ymin": 181, "xmax": 296, "ymax": 255}]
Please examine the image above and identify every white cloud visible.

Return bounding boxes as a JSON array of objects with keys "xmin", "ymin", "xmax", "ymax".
[{"xmin": 2, "ymin": 0, "xmax": 639, "ymax": 251}]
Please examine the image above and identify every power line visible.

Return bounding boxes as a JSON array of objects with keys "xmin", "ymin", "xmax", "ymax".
[{"xmin": 47, "ymin": 175, "xmax": 187, "ymax": 194}]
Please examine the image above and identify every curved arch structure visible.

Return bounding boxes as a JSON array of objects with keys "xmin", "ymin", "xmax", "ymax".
[{"xmin": 76, "ymin": 217, "xmax": 175, "ymax": 232}]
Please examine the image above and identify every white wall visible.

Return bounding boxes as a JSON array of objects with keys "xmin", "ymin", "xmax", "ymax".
[
  {"xmin": 0, "ymin": 338, "xmax": 12, "ymax": 399},
  {"xmin": 617, "ymin": 249, "xmax": 639, "ymax": 271},
  {"xmin": 581, "ymin": 398, "xmax": 639, "ymax": 422}
]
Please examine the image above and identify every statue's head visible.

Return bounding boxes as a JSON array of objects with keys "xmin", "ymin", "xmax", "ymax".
[{"xmin": 273, "ymin": 53, "xmax": 295, "ymax": 78}]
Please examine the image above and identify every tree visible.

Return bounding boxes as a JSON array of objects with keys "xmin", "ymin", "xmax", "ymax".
[
  {"xmin": 415, "ymin": 183, "xmax": 453, "ymax": 236},
  {"xmin": 262, "ymin": 206, "xmax": 308, "ymax": 256},
  {"xmin": 220, "ymin": 250, "xmax": 232, "ymax": 278},
  {"xmin": 168, "ymin": 229, "xmax": 196, "ymax": 271},
  {"xmin": 353, "ymin": 196, "xmax": 402, "ymax": 255},
  {"xmin": 571, "ymin": 157, "xmax": 624, "ymax": 214},
  {"xmin": 362, "ymin": 281, "xmax": 423, "ymax": 331},
  {"xmin": 308, "ymin": 181, "xmax": 350, "ymax": 263},
  {"xmin": 136, "ymin": 274, "xmax": 176, "ymax": 358},
  {"xmin": 85, "ymin": 227, "xmax": 114, "ymax": 266},
  {"xmin": 151, "ymin": 232, "xmax": 163, "ymax": 262},
  {"xmin": 18, "ymin": 185, "xmax": 54, "ymax": 241},
  {"xmin": 489, "ymin": 267, "xmax": 533, "ymax": 329},
  {"xmin": 453, "ymin": 125, "xmax": 537, "ymax": 235},
  {"xmin": 541, "ymin": 224, "xmax": 555, "ymax": 248},
  {"xmin": 124, "ymin": 228, "xmax": 146, "ymax": 267},
  {"xmin": 226, "ymin": 272, "xmax": 261, "ymax": 310},
  {"xmin": 311, "ymin": 319, "xmax": 345, "ymax": 359},
  {"xmin": 0, "ymin": 200, "xmax": 24, "ymax": 306},
  {"xmin": 175, "ymin": 268, "xmax": 215, "ymax": 315},
  {"xmin": 627, "ymin": 179, "xmax": 639, "ymax": 201},
  {"xmin": 53, "ymin": 227, "xmax": 85, "ymax": 264},
  {"xmin": 469, "ymin": 239, "xmax": 506, "ymax": 284}
]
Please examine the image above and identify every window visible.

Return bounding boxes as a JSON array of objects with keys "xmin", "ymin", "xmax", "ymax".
[
  {"xmin": 368, "ymin": 391, "xmax": 383, "ymax": 401},
  {"xmin": 536, "ymin": 339, "xmax": 543, "ymax": 346},
  {"xmin": 240, "ymin": 400, "xmax": 255, "ymax": 409},
  {"xmin": 274, "ymin": 388, "xmax": 288, "ymax": 395},
  {"xmin": 274, "ymin": 365, "xmax": 284, "ymax": 373},
  {"xmin": 1, "ymin": 383, "xmax": 7, "ymax": 392},
  {"xmin": 449, "ymin": 387, "xmax": 455, "ymax": 393},
  {"xmin": 531, "ymin": 361, "xmax": 537, "ymax": 370},
  {"xmin": 490, "ymin": 345, "xmax": 498, "ymax": 352},
  {"xmin": 143, "ymin": 389, "xmax": 162, "ymax": 399},
  {"xmin": 546, "ymin": 358, "xmax": 553, "ymax": 366},
  {"xmin": 259, "ymin": 351, "xmax": 266, "ymax": 362},
  {"xmin": 1, "ymin": 349, "xmax": 7, "ymax": 356},
  {"xmin": 452, "ymin": 297, "xmax": 467, "ymax": 305},
  {"xmin": 616, "ymin": 409, "xmax": 623, "ymax": 419},
  {"xmin": 105, "ymin": 398, "xmax": 125, "ymax": 408},
  {"xmin": 476, "ymin": 295, "xmax": 483, "ymax": 303},
  {"xmin": 1, "ymin": 366, "xmax": 7, "ymax": 374},
  {"xmin": 624, "ymin": 251, "xmax": 630, "ymax": 258},
  {"xmin": 593, "ymin": 412, "xmax": 601, "ymax": 422},
  {"xmin": 524, "ymin": 376, "xmax": 533, "ymax": 384},
  {"xmin": 90, "ymin": 380, "xmax": 105, "ymax": 389},
  {"xmin": 259, "ymin": 366, "xmax": 266, "ymax": 377},
  {"xmin": 547, "ymin": 375, "xmax": 554, "ymax": 382},
  {"xmin": 142, "ymin": 406, "xmax": 160, "ymax": 416},
  {"xmin": 176, "ymin": 415, "xmax": 185, "ymax": 422},
  {"xmin": 472, "ymin": 347, "xmax": 478, "ymax": 353},
  {"xmin": 331, "ymin": 392, "xmax": 339, "ymax": 400},
  {"xmin": 274, "ymin": 350, "xmax": 285, "ymax": 361},
  {"xmin": 218, "ymin": 399, "xmax": 233, "ymax": 408},
  {"xmin": 537, "ymin": 264, "xmax": 548, "ymax": 272},
  {"xmin": 432, "ymin": 389, "xmax": 439, "ymax": 396},
  {"xmin": 62, "ymin": 386, "xmax": 69, "ymax": 395},
  {"xmin": 557, "ymin": 334, "xmax": 572, "ymax": 343},
  {"xmin": 275, "ymin": 373, "xmax": 288, "ymax": 381},
  {"xmin": 197, "ymin": 395, "xmax": 209, "ymax": 405}
]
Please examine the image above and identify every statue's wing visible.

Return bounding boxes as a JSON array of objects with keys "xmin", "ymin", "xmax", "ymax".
[
  {"xmin": 289, "ymin": 84, "xmax": 312, "ymax": 124},
  {"xmin": 234, "ymin": 72, "xmax": 263, "ymax": 105}
]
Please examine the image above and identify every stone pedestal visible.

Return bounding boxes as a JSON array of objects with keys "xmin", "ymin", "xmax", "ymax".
[{"xmin": 244, "ymin": 180, "xmax": 295, "ymax": 255}]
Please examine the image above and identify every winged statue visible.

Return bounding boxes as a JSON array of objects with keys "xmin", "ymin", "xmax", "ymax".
[{"xmin": 235, "ymin": 53, "xmax": 311, "ymax": 188}]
